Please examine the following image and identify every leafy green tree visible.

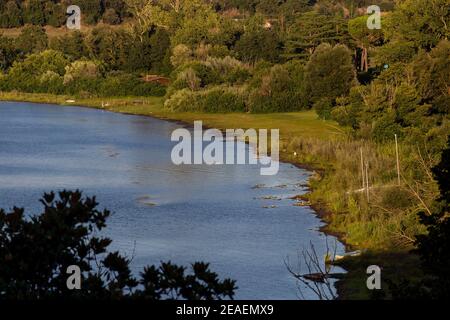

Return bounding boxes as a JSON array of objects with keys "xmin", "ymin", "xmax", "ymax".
[
  {"xmin": 105, "ymin": 0, "xmax": 127, "ymax": 22},
  {"xmin": 0, "ymin": 191, "xmax": 236, "ymax": 300},
  {"xmin": 385, "ymin": 0, "xmax": 450, "ymax": 50},
  {"xmin": 284, "ymin": 11, "xmax": 349, "ymax": 62},
  {"xmin": 348, "ymin": 15, "xmax": 383, "ymax": 72},
  {"xmin": 248, "ymin": 61, "xmax": 308, "ymax": 112},
  {"xmin": 389, "ymin": 136, "xmax": 450, "ymax": 299},
  {"xmin": 0, "ymin": 34, "xmax": 18, "ymax": 71},
  {"xmin": 78, "ymin": 0, "xmax": 103, "ymax": 25},
  {"xmin": 23, "ymin": 0, "xmax": 46, "ymax": 25},
  {"xmin": 15, "ymin": 24, "xmax": 48, "ymax": 54},
  {"xmin": 170, "ymin": 0, "xmax": 224, "ymax": 48},
  {"xmin": 85, "ymin": 26, "xmax": 131, "ymax": 70},
  {"xmin": 412, "ymin": 40, "xmax": 450, "ymax": 115},
  {"xmin": 0, "ymin": 0, "xmax": 23, "ymax": 28},
  {"xmin": 50, "ymin": 31, "xmax": 89, "ymax": 61},
  {"xmin": 148, "ymin": 28, "xmax": 172, "ymax": 73},
  {"xmin": 314, "ymin": 97, "xmax": 333, "ymax": 120},
  {"xmin": 256, "ymin": 0, "xmax": 311, "ymax": 31},
  {"xmin": 4, "ymin": 49, "xmax": 67, "ymax": 92},
  {"xmin": 44, "ymin": 1, "xmax": 66, "ymax": 27},
  {"xmin": 304, "ymin": 43, "xmax": 356, "ymax": 104},
  {"xmin": 103, "ymin": 8, "xmax": 121, "ymax": 25},
  {"xmin": 63, "ymin": 59, "xmax": 102, "ymax": 85},
  {"xmin": 234, "ymin": 15, "xmax": 281, "ymax": 63}
]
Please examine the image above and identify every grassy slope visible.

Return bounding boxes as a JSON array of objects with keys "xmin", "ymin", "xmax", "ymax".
[
  {"xmin": 0, "ymin": 24, "xmax": 124, "ymax": 39},
  {"xmin": 0, "ymin": 92, "xmax": 419, "ymax": 299},
  {"xmin": 0, "ymin": 92, "xmax": 343, "ymax": 140}
]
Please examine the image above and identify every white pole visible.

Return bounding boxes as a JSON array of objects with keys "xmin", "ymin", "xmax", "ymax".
[
  {"xmin": 361, "ymin": 148, "xmax": 365, "ymax": 190},
  {"xmin": 365, "ymin": 161, "xmax": 370, "ymax": 203},
  {"xmin": 395, "ymin": 134, "xmax": 401, "ymax": 186}
]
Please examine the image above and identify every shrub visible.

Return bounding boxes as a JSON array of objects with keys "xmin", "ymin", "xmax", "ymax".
[
  {"xmin": 304, "ymin": 43, "xmax": 356, "ymax": 103},
  {"xmin": 372, "ymin": 112, "xmax": 403, "ymax": 142},
  {"xmin": 165, "ymin": 86, "xmax": 246, "ymax": 113},
  {"xmin": 4, "ymin": 50, "xmax": 67, "ymax": 93},
  {"xmin": 197, "ymin": 86, "xmax": 247, "ymax": 113},
  {"xmin": 314, "ymin": 98, "xmax": 333, "ymax": 120},
  {"xmin": 247, "ymin": 63, "xmax": 308, "ymax": 113},
  {"xmin": 170, "ymin": 44, "xmax": 193, "ymax": 67},
  {"xmin": 63, "ymin": 59, "xmax": 103, "ymax": 85},
  {"xmin": 380, "ymin": 186, "xmax": 414, "ymax": 209},
  {"xmin": 99, "ymin": 73, "xmax": 166, "ymax": 97}
]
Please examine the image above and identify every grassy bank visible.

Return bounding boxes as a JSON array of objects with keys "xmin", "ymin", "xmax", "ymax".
[{"xmin": 0, "ymin": 91, "xmax": 429, "ymax": 299}]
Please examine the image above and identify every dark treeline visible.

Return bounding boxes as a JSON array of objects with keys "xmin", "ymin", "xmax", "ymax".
[
  {"xmin": 0, "ymin": 1, "xmax": 399, "ymax": 28},
  {"xmin": 0, "ymin": 0, "xmax": 128, "ymax": 27}
]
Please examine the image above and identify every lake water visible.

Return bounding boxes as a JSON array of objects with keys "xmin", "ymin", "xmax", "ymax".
[{"xmin": 0, "ymin": 101, "xmax": 345, "ymax": 299}]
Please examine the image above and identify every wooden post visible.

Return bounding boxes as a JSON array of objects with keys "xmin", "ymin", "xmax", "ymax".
[
  {"xmin": 395, "ymin": 134, "xmax": 401, "ymax": 186},
  {"xmin": 360, "ymin": 148, "xmax": 365, "ymax": 190},
  {"xmin": 365, "ymin": 161, "xmax": 370, "ymax": 203}
]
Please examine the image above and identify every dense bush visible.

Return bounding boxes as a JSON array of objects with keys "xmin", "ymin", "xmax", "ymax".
[
  {"xmin": 247, "ymin": 63, "xmax": 308, "ymax": 113},
  {"xmin": 0, "ymin": 49, "xmax": 67, "ymax": 93},
  {"xmin": 305, "ymin": 43, "xmax": 356, "ymax": 104},
  {"xmin": 314, "ymin": 97, "xmax": 333, "ymax": 120},
  {"xmin": 99, "ymin": 73, "xmax": 166, "ymax": 97},
  {"xmin": 165, "ymin": 86, "xmax": 246, "ymax": 113},
  {"xmin": 0, "ymin": 50, "xmax": 165, "ymax": 97}
]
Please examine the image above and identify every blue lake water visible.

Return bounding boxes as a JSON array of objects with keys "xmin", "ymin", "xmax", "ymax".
[{"xmin": 0, "ymin": 101, "xmax": 345, "ymax": 299}]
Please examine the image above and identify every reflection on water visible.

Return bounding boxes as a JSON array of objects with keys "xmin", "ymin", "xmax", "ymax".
[{"xmin": 0, "ymin": 101, "xmax": 344, "ymax": 299}]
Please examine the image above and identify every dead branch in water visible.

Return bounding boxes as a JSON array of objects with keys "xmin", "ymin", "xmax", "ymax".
[{"xmin": 285, "ymin": 239, "xmax": 339, "ymax": 300}]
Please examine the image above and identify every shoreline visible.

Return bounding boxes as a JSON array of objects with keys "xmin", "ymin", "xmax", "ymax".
[{"xmin": 0, "ymin": 93, "xmax": 353, "ymax": 298}]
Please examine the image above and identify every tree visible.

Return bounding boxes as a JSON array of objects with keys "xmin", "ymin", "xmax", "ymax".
[
  {"xmin": 348, "ymin": 15, "xmax": 383, "ymax": 72},
  {"xmin": 50, "ymin": 31, "xmax": 89, "ymax": 61},
  {"xmin": 103, "ymin": 8, "xmax": 121, "ymax": 25},
  {"xmin": 385, "ymin": 0, "xmax": 450, "ymax": 50},
  {"xmin": 4, "ymin": 49, "xmax": 67, "ymax": 93},
  {"xmin": 63, "ymin": 59, "xmax": 102, "ymax": 85},
  {"xmin": 148, "ymin": 28, "xmax": 172, "ymax": 73},
  {"xmin": 44, "ymin": 1, "xmax": 65, "ymax": 27},
  {"xmin": 284, "ymin": 11, "xmax": 349, "ymax": 62},
  {"xmin": 389, "ymin": 136, "xmax": 450, "ymax": 299},
  {"xmin": 125, "ymin": 0, "xmax": 172, "ymax": 42},
  {"xmin": 411, "ymin": 39, "xmax": 450, "ymax": 115},
  {"xmin": 0, "ymin": 0, "xmax": 23, "ymax": 28},
  {"xmin": 234, "ymin": 15, "xmax": 281, "ymax": 63},
  {"xmin": 85, "ymin": 26, "xmax": 131, "ymax": 70},
  {"xmin": 0, "ymin": 191, "xmax": 237, "ymax": 299},
  {"xmin": 0, "ymin": 34, "xmax": 18, "ymax": 71},
  {"xmin": 248, "ymin": 62, "xmax": 308, "ymax": 112},
  {"xmin": 23, "ymin": 0, "xmax": 46, "ymax": 25},
  {"xmin": 256, "ymin": 0, "xmax": 311, "ymax": 31},
  {"xmin": 304, "ymin": 43, "xmax": 356, "ymax": 104},
  {"xmin": 77, "ymin": 0, "xmax": 103, "ymax": 25},
  {"xmin": 15, "ymin": 24, "xmax": 48, "ymax": 54}
]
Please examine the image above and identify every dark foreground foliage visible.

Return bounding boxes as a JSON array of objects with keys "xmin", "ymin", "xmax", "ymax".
[
  {"xmin": 0, "ymin": 191, "xmax": 236, "ymax": 300},
  {"xmin": 388, "ymin": 136, "xmax": 450, "ymax": 299}
]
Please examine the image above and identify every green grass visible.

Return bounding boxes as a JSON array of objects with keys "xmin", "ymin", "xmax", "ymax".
[
  {"xmin": 0, "ymin": 91, "xmax": 343, "ymax": 146},
  {"xmin": 0, "ymin": 24, "xmax": 124, "ymax": 39}
]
